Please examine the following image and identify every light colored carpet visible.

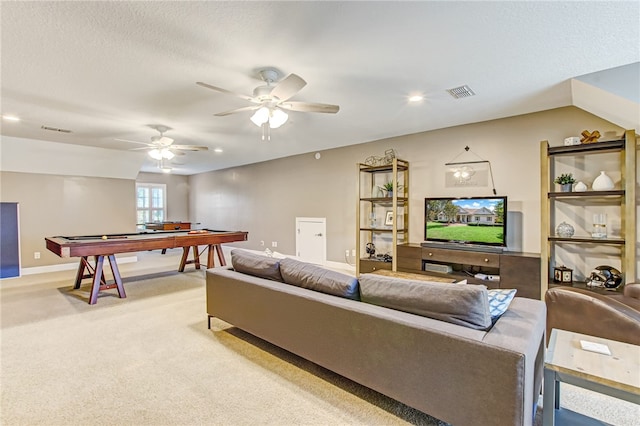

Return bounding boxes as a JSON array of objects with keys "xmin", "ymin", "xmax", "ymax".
[{"xmin": 1, "ymin": 251, "xmax": 638, "ymax": 425}]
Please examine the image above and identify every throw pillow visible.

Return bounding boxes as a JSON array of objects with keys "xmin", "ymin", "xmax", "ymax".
[
  {"xmin": 359, "ymin": 273, "xmax": 492, "ymax": 330},
  {"xmin": 279, "ymin": 257, "xmax": 360, "ymax": 300},
  {"xmin": 230, "ymin": 249, "xmax": 283, "ymax": 282},
  {"xmin": 487, "ymin": 289, "xmax": 517, "ymax": 321}
]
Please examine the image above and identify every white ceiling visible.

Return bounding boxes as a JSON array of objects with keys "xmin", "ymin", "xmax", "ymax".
[{"xmin": 1, "ymin": 1, "xmax": 639, "ymax": 175}]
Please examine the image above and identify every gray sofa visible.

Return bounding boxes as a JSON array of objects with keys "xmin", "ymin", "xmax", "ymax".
[{"xmin": 206, "ymin": 251, "xmax": 546, "ymax": 426}]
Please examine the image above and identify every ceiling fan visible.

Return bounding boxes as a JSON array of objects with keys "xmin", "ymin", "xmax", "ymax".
[
  {"xmin": 196, "ymin": 68, "xmax": 339, "ymax": 140},
  {"xmin": 116, "ymin": 125, "xmax": 208, "ymax": 162}
]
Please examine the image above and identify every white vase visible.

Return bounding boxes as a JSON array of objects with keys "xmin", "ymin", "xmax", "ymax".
[
  {"xmin": 592, "ymin": 171, "xmax": 614, "ymax": 191},
  {"xmin": 574, "ymin": 181, "xmax": 587, "ymax": 192}
]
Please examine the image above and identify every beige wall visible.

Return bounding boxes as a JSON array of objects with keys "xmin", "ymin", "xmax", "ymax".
[
  {"xmin": 189, "ymin": 107, "xmax": 633, "ymax": 267},
  {"xmin": 135, "ymin": 172, "xmax": 190, "ymax": 222},
  {"xmin": 0, "ymin": 172, "xmax": 189, "ymax": 269},
  {"xmin": 0, "ymin": 172, "xmax": 136, "ymax": 268}
]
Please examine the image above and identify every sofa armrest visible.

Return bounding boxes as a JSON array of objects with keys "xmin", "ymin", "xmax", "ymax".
[{"xmin": 483, "ymin": 297, "xmax": 546, "ymax": 424}]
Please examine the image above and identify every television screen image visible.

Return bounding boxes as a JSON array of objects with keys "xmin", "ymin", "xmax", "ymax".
[{"xmin": 424, "ymin": 196, "xmax": 507, "ymax": 247}]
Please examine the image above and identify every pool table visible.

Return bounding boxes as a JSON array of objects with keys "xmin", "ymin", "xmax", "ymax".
[{"xmin": 45, "ymin": 229, "xmax": 248, "ymax": 304}]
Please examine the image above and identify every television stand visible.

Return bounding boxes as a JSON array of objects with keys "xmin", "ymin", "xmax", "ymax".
[
  {"xmin": 420, "ymin": 241, "xmax": 504, "ymax": 254},
  {"xmin": 398, "ymin": 243, "xmax": 541, "ymax": 299}
]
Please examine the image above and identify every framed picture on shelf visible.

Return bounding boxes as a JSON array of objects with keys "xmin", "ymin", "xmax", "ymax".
[{"xmin": 385, "ymin": 211, "xmax": 393, "ymax": 226}]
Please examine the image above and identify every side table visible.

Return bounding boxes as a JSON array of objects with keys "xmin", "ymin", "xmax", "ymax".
[{"xmin": 543, "ymin": 328, "xmax": 640, "ymax": 425}]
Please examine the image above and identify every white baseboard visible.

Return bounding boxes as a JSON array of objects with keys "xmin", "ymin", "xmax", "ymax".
[{"xmin": 20, "ymin": 255, "xmax": 138, "ymax": 276}]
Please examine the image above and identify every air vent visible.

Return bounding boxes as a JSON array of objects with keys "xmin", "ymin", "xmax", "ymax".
[
  {"xmin": 41, "ymin": 125, "xmax": 72, "ymax": 133},
  {"xmin": 446, "ymin": 85, "xmax": 475, "ymax": 99}
]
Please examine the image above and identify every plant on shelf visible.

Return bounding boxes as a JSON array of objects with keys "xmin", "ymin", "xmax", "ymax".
[
  {"xmin": 554, "ymin": 173, "xmax": 576, "ymax": 185},
  {"xmin": 554, "ymin": 173, "xmax": 576, "ymax": 192},
  {"xmin": 378, "ymin": 181, "xmax": 403, "ymax": 197}
]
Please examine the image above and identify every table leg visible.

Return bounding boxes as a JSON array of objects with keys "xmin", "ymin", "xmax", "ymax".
[
  {"xmin": 207, "ymin": 244, "xmax": 214, "ymax": 268},
  {"xmin": 74, "ymin": 256, "xmax": 88, "ymax": 289},
  {"xmin": 178, "ymin": 247, "xmax": 190, "ymax": 272},
  {"xmin": 543, "ymin": 367, "xmax": 557, "ymax": 426},
  {"xmin": 192, "ymin": 246, "xmax": 201, "ymax": 269},
  {"xmin": 89, "ymin": 255, "xmax": 105, "ymax": 305},
  {"xmin": 107, "ymin": 254, "xmax": 126, "ymax": 299},
  {"xmin": 214, "ymin": 244, "xmax": 226, "ymax": 266}
]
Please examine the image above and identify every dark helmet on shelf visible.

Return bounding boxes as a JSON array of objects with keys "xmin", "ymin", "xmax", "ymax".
[{"xmin": 588, "ymin": 265, "xmax": 623, "ymax": 289}]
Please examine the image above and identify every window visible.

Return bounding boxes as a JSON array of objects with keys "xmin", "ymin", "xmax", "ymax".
[{"xmin": 136, "ymin": 183, "xmax": 166, "ymax": 229}]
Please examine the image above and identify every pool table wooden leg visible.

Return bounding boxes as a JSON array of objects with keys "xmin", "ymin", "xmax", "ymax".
[
  {"xmin": 206, "ymin": 244, "xmax": 214, "ymax": 268},
  {"xmin": 74, "ymin": 257, "xmax": 88, "ymax": 289},
  {"xmin": 192, "ymin": 246, "xmax": 201, "ymax": 269},
  {"xmin": 107, "ymin": 254, "xmax": 126, "ymax": 299},
  {"xmin": 214, "ymin": 244, "xmax": 226, "ymax": 266},
  {"xmin": 89, "ymin": 255, "xmax": 105, "ymax": 305},
  {"xmin": 178, "ymin": 247, "xmax": 190, "ymax": 272}
]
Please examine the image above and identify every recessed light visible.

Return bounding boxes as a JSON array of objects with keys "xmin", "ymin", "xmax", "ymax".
[
  {"xmin": 408, "ymin": 95, "xmax": 424, "ymax": 103},
  {"xmin": 214, "ymin": 148, "xmax": 223, "ymax": 153},
  {"xmin": 2, "ymin": 115, "xmax": 20, "ymax": 122}
]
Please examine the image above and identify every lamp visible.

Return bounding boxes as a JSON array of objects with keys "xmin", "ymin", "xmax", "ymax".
[
  {"xmin": 148, "ymin": 148, "xmax": 174, "ymax": 160},
  {"xmin": 250, "ymin": 106, "xmax": 288, "ymax": 129},
  {"xmin": 268, "ymin": 108, "xmax": 288, "ymax": 128},
  {"xmin": 250, "ymin": 107, "xmax": 270, "ymax": 127}
]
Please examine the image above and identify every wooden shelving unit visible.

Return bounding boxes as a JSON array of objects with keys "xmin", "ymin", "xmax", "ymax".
[
  {"xmin": 356, "ymin": 158, "xmax": 409, "ymax": 275},
  {"xmin": 540, "ymin": 130, "xmax": 636, "ymax": 297}
]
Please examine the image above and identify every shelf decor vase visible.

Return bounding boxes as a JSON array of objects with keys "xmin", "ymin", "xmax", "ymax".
[
  {"xmin": 592, "ymin": 171, "xmax": 614, "ymax": 191},
  {"xmin": 560, "ymin": 183, "xmax": 573, "ymax": 192},
  {"xmin": 574, "ymin": 181, "xmax": 587, "ymax": 192},
  {"xmin": 556, "ymin": 222, "xmax": 575, "ymax": 238}
]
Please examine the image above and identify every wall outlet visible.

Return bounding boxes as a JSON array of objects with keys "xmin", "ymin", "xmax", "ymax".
[
  {"xmin": 34, "ymin": 251, "xmax": 40, "ymax": 259},
  {"xmin": 345, "ymin": 249, "xmax": 350, "ymax": 257},
  {"xmin": 271, "ymin": 241, "xmax": 277, "ymax": 247},
  {"xmin": 351, "ymin": 249, "xmax": 356, "ymax": 257},
  {"xmin": 260, "ymin": 240, "xmax": 264, "ymax": 246}
]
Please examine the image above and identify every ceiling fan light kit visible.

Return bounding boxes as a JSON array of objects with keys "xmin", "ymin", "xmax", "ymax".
[
  {"xmin": 149, "ymin": 148, "xmax": 175, "ymax": 160},
  {"xmin": 250, "ymin": 106, "xmax": 288, "ymax": 129}
]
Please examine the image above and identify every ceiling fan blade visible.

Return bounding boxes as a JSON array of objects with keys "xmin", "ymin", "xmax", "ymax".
[
  {"xmin": 279, "ymin": 101, "xmax": 340, "ymax": 114},
  {"xmin": 214, "ymin": 105, "xmax": 260, "ymax": 117},
  {"xmin": 270, "ymin": 73, "xmax": 306, "ymax": 102},
  {"xmin": 115, "ymin": 138, "xmax": 152, "ymax": 146},
  {"xmin": 172, "ymin": 145, "xmax": 209, "ymax": 151},
  {"xmin": 196, "ymin": 81, "xmax": 254, "ymax": 102}
]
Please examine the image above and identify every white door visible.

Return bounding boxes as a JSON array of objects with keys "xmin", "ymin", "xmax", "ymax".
[{"xmin": 296, "ymin": 217, "xmax": 326, "ymax": 265}]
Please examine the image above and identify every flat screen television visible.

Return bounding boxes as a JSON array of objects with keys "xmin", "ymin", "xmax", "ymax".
[{"xmin": 424, "ymin": 196, "xmax": 507, "ymax": 247}]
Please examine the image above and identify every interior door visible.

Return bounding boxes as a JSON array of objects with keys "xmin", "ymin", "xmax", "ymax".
[{"xmin": 295, "ymin": 217, "xmax": 326, "ymax": 265}]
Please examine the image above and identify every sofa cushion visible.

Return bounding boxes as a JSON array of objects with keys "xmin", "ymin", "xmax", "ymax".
[
  {"xmin": 279, "ymin": 258, "xmax": 360, "ymax": 300},
  {"xmin": 359, "ymin": 273, "xmax": 492, "ymax": 330},
  {"xmin": 230, "ymin": 249, "xmax": 283, "ymax": 282},
  {"xmin": 487, "ymin": 289, "xmax": 517, "ymax": 321}
]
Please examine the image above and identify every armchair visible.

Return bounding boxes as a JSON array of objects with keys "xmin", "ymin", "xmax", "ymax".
[{"xmin": 545, "ymin": 283, "xmax": 640, "ymax": 346}]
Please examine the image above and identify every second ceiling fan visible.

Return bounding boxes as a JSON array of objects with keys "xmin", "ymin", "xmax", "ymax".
[
  {"xmin": 197, "ymin": 68, "xmax": 339, "ymax": 140},
  {"xmin": 117, "ymin": 125, "xmax": 208, "ymax": 161}
]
